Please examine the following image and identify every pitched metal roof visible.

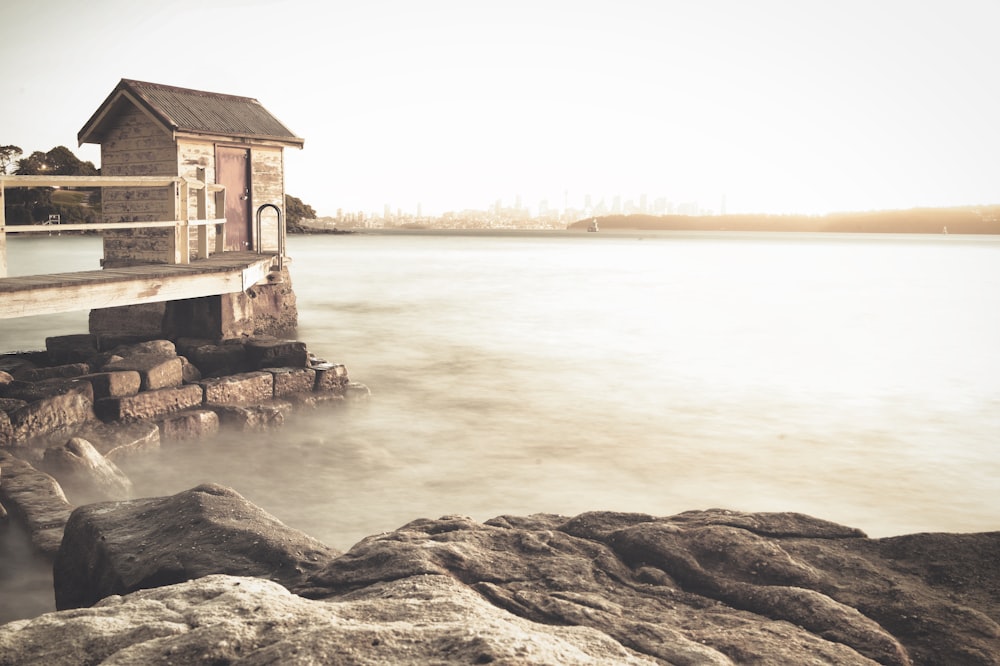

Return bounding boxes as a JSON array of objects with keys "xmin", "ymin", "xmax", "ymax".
[{"xmin": 79, "ymin": 79, "xmax": 304, "ymax": 148}]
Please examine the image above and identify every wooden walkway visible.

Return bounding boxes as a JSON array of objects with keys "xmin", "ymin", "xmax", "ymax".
[{"xmin": 0, "ymin": 252, "xmax": 278, "ymax": 319}]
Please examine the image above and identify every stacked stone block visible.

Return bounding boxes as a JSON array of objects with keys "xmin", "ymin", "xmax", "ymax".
[{"xmin": 0, "ymin": 333, "xmax": 362, "ymax": 450}]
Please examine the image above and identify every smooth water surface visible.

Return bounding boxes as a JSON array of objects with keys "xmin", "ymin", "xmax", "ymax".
[
  {"xmin": 133, "ymin": 230, "xmax": 1000, "ymax": 543},
  {"xmin": 2, "ymin": 230, "xmax": 999, "ymax": 623}
]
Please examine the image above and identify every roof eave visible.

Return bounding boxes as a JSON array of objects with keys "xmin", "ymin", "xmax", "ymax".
[
  {"xmin": 78, "ymin": 85, "xmax": 176, "ymax": 146},
  {"xmin": 173, "ymin": 130, "xmax": 304, "ymax": 149}
]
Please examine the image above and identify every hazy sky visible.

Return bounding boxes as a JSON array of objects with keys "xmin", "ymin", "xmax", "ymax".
[{"xmin": 2, "ymin": 0, "xmax": 998, "ymax": 217}]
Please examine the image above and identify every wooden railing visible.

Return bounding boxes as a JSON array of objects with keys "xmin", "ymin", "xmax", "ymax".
[{"xmin": 0, "ymin": 174, "xmax": 228, "ymax": 278}]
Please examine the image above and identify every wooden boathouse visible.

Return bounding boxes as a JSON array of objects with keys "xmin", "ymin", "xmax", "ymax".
[{"xmin": 0, "ymin": 79, "xmax": 304, "ymax": 340}]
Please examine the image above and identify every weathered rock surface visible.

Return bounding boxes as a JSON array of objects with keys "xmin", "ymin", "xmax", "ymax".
[
  {"xmin": 7, "ymin": 389, "xmax": 96, "ymax": 445},
  {"xmin": 44, "ymin": 333, "xmax": 99, "ymax": 365},
  {"xmin": 313, "ymin": 361, "xmax": 349, "ymax": 392},
  {"xmin": 110, "ymin": 339, "xmax": 177, "ymax": 357},
  {"xmin": 284, "ymin": 390, "xmax": 345, "ymax": 410},
  {"xmin": 185, "ymin": 342, "xmax": 249, "ymax": 377},
  {"xmin": 0, "ymin": 397, "xmax": 27, "ymax": 412},
  {"xmin": 94, "ymin": 384, "xmax": 204, "ymax": 422},
  {"xmin": 16, "ymin": 497, "xmax": 996, "ymax": 665},
  {"xmin": 0, "ymin": 450, "xmax": 73, "ymax": 555},
  {"xmin": 53, "ymin": 483, "xmax": 338, "ymax": 610},
  {"xmin": 13, "ymin": 363, "xmax": 91, "ymax": 382},
  {"xmin": 74, "ymin": 370, "xmax": 142, "ymax": 400},
  {"xmin": 212, "ymin": 400, "xmax": 293, "ymax": 430},
  {"xmin": 266, "ymin": 366, "xmax": 316, "ymax": 398},
  {"xmin": 157, "ymin": 408, "xmax": 220, "ymax": 441},
  {"xmin": 1, "ymin": 336, "xmax": 359, "ymax": 448},
  {"xmin": 42, "ymin": 437, "xmax": 133, "ymax": 505},
  {"xmin": 179, "ymin": 355, "xmax": 202, "ymax": 383},
  {"xmin": 1, "ymin": 574, "xmax": 654, "ymax": 666},
  {"xmin": 200, "ymin": 371, "xmax": 273, "ymax": 406},
  {"xmin": 302, "ymin": 510, "xmax": 999, "ymax": 666},
  {"xmin": 102, "ymin": 354, "xmax": 182, "ymax": 391},
  {"xmin": 0, "ymin": 377, "xmax": 94, "ymax": 405},
  {"xmin": 0, "ymin": 357, "xmax": 35, "ymax": 378},
  {"xmin": 344, "ymin": 381, "xmax": 373, "ymax": 401},
  {"xmin": 0, "ymin": 410, "xmax": 12, "ymax": 447},
  {"xmin": 244, "ymin": 337, "xmax": 308, "ymax": 370},
  {"xmin": 71, "ymin": 421, "xmax": 161, "ymax": 462}
]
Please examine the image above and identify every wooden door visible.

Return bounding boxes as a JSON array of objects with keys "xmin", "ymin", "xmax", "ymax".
[{"xmin": 216, "ymin": 146, "xmax": 251, "ymax": 251}]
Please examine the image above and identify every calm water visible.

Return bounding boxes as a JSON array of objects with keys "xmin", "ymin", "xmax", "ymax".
[{"xmin": 2, "ymin": 230, "xmax": 999, "ymax": 622}]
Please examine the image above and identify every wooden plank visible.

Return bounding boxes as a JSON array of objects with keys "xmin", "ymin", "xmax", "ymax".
[
  {"xmin": 0, "ymin": 272, "xmax": 244, "ymax": 318},
  {"xmin": 0, "ymin": 175, "xmax": 178, "ymax": 188},
  {"xmin": 7, "ymin": 221, "xmax": 180, "ymax": 233},
  {"xmin": 6, "ymin": 219, "xmax": 225, "ymax": 233},
  {"xmin": 0, "ymin": 253, "xmax": 274, "ymax": 319}
]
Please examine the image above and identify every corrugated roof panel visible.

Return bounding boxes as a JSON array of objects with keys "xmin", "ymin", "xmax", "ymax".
[{"xmin": 127, "ymin": 80, "xmax": 302, "ymax": 143}]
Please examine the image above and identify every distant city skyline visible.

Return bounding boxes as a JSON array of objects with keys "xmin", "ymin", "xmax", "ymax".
[{"xmin": 362, "ymin": 192, "xmax": 718, "ymax": 221}]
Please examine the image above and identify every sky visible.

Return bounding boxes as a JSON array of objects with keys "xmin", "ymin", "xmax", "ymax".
[{"xmin": 2, "ymin": 0, "xmax": 998, "ymax": 218}]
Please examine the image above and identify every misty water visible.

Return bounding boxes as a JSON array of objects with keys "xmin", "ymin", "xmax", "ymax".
[{"xmin": 2, "ymin": 229, "xmax": 999, "ymax": 623}]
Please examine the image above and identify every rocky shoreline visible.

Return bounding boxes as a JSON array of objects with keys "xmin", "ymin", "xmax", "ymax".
[
  {"xmin": 1, "ymin": 488, "xmax": 998, "ymax": 664},
  {"xmin": 0, "ymin": 333, "xmax": 367, "ymax": 556},
  {"xmin": 1, "ymin": 336, "xmax": 999, "ymax": 664}
]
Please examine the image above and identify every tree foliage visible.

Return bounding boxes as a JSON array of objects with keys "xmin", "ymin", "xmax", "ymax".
[
  {"xmin": 3, "ymin": 145, "xmax": 100, "ymax": 225},
  {"xmin": 285, "ymin": 194, "xmax": 316, "ymax": 231},
  {"xmin": 0, "ymin": 145, "xmax": 23, "ymax": 174},
  {"xmin": 14, "ymin": 146, "xmax": 98, "ymax": 176}
]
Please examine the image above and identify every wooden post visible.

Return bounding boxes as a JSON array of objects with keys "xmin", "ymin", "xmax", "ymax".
[
  {"xmin": 214, "ymin": 189, "xmax": 226, "ymax": 254},
  {"xmin": 196, "ymin": 169, "xmax": 209, "ymax": 258},
  {"xmin": 0, "ymin": 179, "xmax": 7, "ymax": 277},
  {"xmin": 279, "ymin": 196, "xmax": 287, "ymax": 269},
  {"xmin": 177, "ymin": 179, "xmax": 190, "ymax": 264}
]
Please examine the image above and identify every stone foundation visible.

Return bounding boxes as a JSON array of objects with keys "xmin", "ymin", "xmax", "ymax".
[{"xmin": 89, "ymin": 266, "xmax": 298, "ymax": 340}]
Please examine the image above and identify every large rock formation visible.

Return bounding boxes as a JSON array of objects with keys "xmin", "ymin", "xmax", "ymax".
[
  {"xmin": 20, "ymin": 493, "xmax": 1000, "ymax": 665},
  {"xmin": 53, "ymin": 484, "xmax": 338, "ymax": 609}
]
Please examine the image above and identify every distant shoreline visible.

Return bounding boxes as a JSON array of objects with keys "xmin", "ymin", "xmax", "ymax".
[
  {"xmin": 298, "ymin": 204, "xmax": 1000, "ymax": 235},
  {"xmin": 567, "ymin": 206, "xmax": 1000, "ymax": 235}
]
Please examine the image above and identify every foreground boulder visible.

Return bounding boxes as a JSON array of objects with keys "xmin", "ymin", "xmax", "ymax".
[
  {"xmin": 0, "ymin": 574, "xmax": 653, "ymax": 666},
  {"xmin": 53, "ymin": 483, "xmax": 338, "ymax": 609},
  {"xmin": 303, "ymin": 510, "xmax": 1000, "ymax": 666}
]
